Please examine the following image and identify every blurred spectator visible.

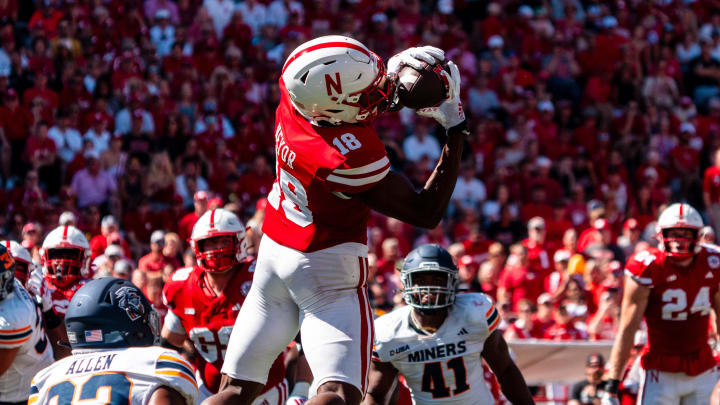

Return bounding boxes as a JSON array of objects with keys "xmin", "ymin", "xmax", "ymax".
[
  {"xmin": 83, "ymin": 113, "xmax": 111, "ymax": 156},
  {"xmin": 568, "ymin": 353, "xmax": 607, "ymax": 405},
  {"xmin": 498, "ymin": 243, "xmax": 545, "ymax": 310},
  {"xmin": 704, "ymin": 148, "xmax": 720, "ymax": 237},
  {"xmin": 402, "ymin": 121, "xmax": 441, "ymax": 165},
  {"xmin": 138, "ymin": 230, "xmax": 177, "ymax": 272},
  {"xmin": 176, "ymin": 157, "xmax": 209, "ymax": 206},
  {"xmin": 70, "ymin": 149, "xmax": 117, "ymax": 209},
  {"xmin": 236, "ymin": 0, "xmax": 267, "ymax": 36},
  {"xmin": 586, "ymin": 286, "xmax": 621, "ymax": 340},
  {"xmin": 150, "ymin": 10, "xmax": 176, "ymax": 57},
  {"xmin": 58, "ymin": 211, "xmax": 76, "ymax": 226},
  {"xmin": 48, "ymin": 111, "xmax": 82, "ymax": 163},
  {"xmin": 112, "ymin": 260, "xmax": 132, "ymax": 280},
  {"xmin": 617, "ymin": 218, "xmax": 641, "ymax": 258},
  {"xmin": 376, "ymin": 238, "xmax": 401, "ymax": 278},
  {"xmin": 522, "ymin": 216, "xmax": 553, "ymax": 280},
  {"xmin": 504, "ymin": 298, "xmax": 535, "ymax": 340},
  {"xmin": 204, "ymin": 0, "xmax": 235, "ymax": 36},
  {"xmin": 543, "ymin": 303, "xmax": 587, "ymax": 340},
  {"xmin": 178, "ymin": 191, "xmax": 209, "ymax": 243},
  {"xmin": 452, "ymin": 162, "xmax": 487, "ymax": 210},
  {"xmin": 89, "ymin": 215, "xmax": 119, "ymax": 259}
]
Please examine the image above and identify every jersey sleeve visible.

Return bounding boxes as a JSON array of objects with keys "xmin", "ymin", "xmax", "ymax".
[
  {"xmin": 323, "ymin": 127, "xmax": 390, "ymax": 194},
  {"xmin": 0, "ymin": 294, "xmax": 34, "ymax": 349},
  {"xmin": 464, "ymin": 293, "xmax": 501, "ymax": 336},
  {"xmin": 153, "ymin": 350, "xmax": 199, "ymax": 405},
  {"xmin": 163, "ymin": 310, "xmax": 186, "ymax": 335},
  {"xmin": 624, "ymin": 250, "xmax": 659, "ymax": 287},
  {"xmin": 371, "ymin": 312, "xmax": 398, "ymax": 363},
  {"xmin": 162, "ymin": 267, "xmax": 192, "ymax": 310}
]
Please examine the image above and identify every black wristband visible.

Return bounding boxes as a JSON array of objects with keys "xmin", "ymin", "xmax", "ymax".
[
  {"xmin": 159, "ymin": 337, "xmax": 184, "ymax": 353},
  {"xmin": 447, "ymin": 120, "xmax": 469, "ymax": 136},
  {"xmin": 604, "ymin": 379, "xmax": 620, "ymax": 395}
]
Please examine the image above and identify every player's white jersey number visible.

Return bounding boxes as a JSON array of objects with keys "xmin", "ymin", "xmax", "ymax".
[
  {"xmin": 45, "ymin": 372, "xmax": 132, "ymax": 405},
  {"xmin": 268, "ymin": 168, "xmax": 312, "ymax": 227},
  {"xmin": 662, "ymin": 287, "xmax": 711, "ymax": 320},
  {"xmin": 189, "ymin": 326, "xmax": 233, "ymax": 363},
  {"xmin": 421, "ymin": 356, "xmax": 470, "ymax": 398}
]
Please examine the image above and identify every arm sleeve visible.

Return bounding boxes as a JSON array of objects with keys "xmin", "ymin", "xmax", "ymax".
[
  {"xmin": 323, "ymin": 127, "xmax": 390, "ymax": 194},
  {"xmin": 153, "ymin": 350, "xmax": 199, "ymax": 405},
  {"xmin": 163, "ymin": 310, "xmax": 186, "ymax": 335}
]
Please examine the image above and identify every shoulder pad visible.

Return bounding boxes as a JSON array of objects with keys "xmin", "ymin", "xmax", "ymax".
[
  {"xmin": 455, "ymin": 293, "xmax": 499, "ymax": 333},
  {"xmin": 624, "ymin": 250, "xmax": 658, "ymax": 287},
  {"xmin": 171, "ymin": 267, "xmax": 194, "ymax": 281},
  {"xmin": 150, "ymin": 347, "xmax": 199, "ymax": 405},
  {"xmin": 163, "ymin": 268, "xmax": 196, "ymax": 309},
  {"xmin": 0, "ymin": 288, "xmax": 35, "ymax": 348},
  {"xmin": 372, "ymin": 306, "xmax": 410, "ymax": 363}
]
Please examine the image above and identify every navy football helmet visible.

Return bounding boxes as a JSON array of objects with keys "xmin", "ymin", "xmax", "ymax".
[
  {"xmin": 0, "ymin": 244, "xmax": 15, "ymax": 301},
  {"xmin": 65, "ymin": 277, "xmax": 160, "ymax": 348},
  {"xmin": 400, "ymin": 244, "xmax": 459, "ymax": 311}
]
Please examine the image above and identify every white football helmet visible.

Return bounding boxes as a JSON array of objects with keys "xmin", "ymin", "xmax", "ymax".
[
  {"xmin": 656, "ymin": 203, "xmax": 703, "ymax": 258},
  {"xmin": 40, "ymin": 225, "xmax": 91, "ymax": 288},
  {"xmin": 1, "ymin": 240, "xmax": 34, "ymax": 287},
  {"xmin": 281, "ymin": 35, "xmax": 394, "ymax": 125},
  {"xmin": 191, "ymin": 208, "xmax": 247, "ymax": 272}
]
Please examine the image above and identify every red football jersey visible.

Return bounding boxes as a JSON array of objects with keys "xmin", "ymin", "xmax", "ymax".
[
  {"xmin": 163, "ymin": 264, "xmax": 286, "ymax": 393},
  {"xmin": 43, "ymin": 276, "xmax": 87, "ymax": 318},
  {"xmin": 624, "ymin": 246, "xmax": 719, "ymax": 375},
  {"xmin": 262, "ymin": 80, "xmax": 391, "ymax": 252}
]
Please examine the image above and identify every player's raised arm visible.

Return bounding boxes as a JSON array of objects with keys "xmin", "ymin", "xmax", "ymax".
[
  {"xmin": 356, "ymin": 61, "xmax": 467, "ymax": 229},
  {"xmin": 602, "ymin": 276, "xmax": 650, "ymax": 402},
  {"xmin": 481, "ymin": 330, "xmax": 535, "ymax": 405},
  {"xmin": 362, "ymin": 361, "xmax": 399, "ymax": 405}
]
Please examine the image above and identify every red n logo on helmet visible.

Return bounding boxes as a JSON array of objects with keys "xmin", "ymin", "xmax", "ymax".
[{"xmin": 325, "ymin": 72, "xmax": 342, "ymax": 96}]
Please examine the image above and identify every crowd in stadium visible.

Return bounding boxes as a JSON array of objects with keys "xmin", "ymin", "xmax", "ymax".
[{"xmin": 3, "ymin": 0, "xmax": 720, "ymax": 359}]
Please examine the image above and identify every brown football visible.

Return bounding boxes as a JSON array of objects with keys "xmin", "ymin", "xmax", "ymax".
[{"xmin": 394, "ymin": 61, "xmax": 450, "ymax": 110}]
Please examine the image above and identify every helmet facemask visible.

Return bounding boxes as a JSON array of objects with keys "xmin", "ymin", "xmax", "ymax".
[
  {"xmin": 660, "ymin": 227, "xmax": 699, "ymax": 259},
  {"xmin": 13, "ymin": 260, "xmax": 29, "ymax": 287},
  {"xmin": 345, "ymin": 55, "xmax": 395, "ymax": 123},
  {"xmin": 0, "ymin": 267, "xmax": 13, "ymax": 300},
  {"xmin": 195, "ymin": 234, "xmax": 241, "ymax": 273},
  {"xmin": 401, "ymin": 268, "xmax": 458, "ymax": 313},
  {"xmin": 45, "ymin": 247, "xmax": 85, "ymax": 288}
]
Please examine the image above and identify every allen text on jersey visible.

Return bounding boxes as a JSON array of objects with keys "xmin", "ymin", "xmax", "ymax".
[{"xmin": 65, "ymin": 354, "xmax": 117, "ymax": 375}]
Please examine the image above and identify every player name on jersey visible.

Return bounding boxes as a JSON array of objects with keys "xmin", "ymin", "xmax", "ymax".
[{"xmin": 64, "ymin": 354, "xmax": 117, "ymax": 375}]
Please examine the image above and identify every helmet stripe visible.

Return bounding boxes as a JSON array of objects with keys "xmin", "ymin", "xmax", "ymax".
[
  {"xmin": 679, "ymin": 203, "xmax": 684, "ymax": 217},
  {"xmin": 210, "ymin": 209, "xmax": 216, "ymax": 229},
  {"xmin": 282, "ymin": 41, "xmax": 371, "ymax": 75}
]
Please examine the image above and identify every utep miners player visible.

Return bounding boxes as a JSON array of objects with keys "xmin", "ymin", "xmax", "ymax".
[
  {"xmin": 0, "ymin": 243, "xmax": 54, "ymax": 405},
  {"xmin": 363, "ymin": 244, "xmax": 534, "ymax": 405},
  {"xmin": 29, "ymin": 278, "xmax": 198, "ymax": 405},
  {"xmin": 207, "ymin": 36, "xmax": 468, "ymax": 405}
]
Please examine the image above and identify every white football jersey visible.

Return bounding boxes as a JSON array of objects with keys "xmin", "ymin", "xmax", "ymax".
[
  {"xmin": 0, "ymin": 280, "xmax": 54, "ymax": 402},
  {"xmin": 372, "ymin": 293, "xmax": 500, "ymax": 405},
  {"xmin": 29, "ymin": 346, "xmax": 199, "ymax": 405}
]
